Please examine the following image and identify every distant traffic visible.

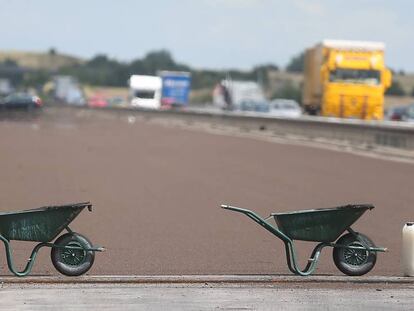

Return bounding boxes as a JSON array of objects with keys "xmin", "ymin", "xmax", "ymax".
[{"xmin": 0, "ymin": 39, "xmax": 413, "ymax": 124}]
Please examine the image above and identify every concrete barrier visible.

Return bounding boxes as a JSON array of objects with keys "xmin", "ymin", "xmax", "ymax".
[{"xmin": 55, "ymin": 105, "xmax": 414, "ymax": 152}]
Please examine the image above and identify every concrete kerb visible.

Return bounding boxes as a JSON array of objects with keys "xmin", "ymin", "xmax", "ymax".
[{"xmin": 1, "ymin": 275, "xmax": 413, "ymax": 285}]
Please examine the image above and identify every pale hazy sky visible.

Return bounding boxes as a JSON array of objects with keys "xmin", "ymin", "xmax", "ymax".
[{"xmin": 0, "ymin": 0, "xmax": 412, "ymax": 71}]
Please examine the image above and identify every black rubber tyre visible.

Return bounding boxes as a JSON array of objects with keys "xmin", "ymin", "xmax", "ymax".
[
  {"xmin": 51, "ymin": 233, "xmax": 95, "ymax": 276},
  {"xmin": 333, "ymin": 232, "xmax": 377, "ymax": 276}
]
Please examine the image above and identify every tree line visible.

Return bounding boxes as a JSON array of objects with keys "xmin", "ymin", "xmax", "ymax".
[{"xmin": 0, "ymin": 49, "xmax": 280, "ymax": 90}]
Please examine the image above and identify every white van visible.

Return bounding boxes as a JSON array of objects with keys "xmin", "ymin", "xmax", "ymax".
[{"xmin": 129, "ymin": 75, "xmax": 162, "ymax": 109}]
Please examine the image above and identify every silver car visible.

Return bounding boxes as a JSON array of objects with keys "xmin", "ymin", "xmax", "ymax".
[
  {"xmin": 269, "ymin": 99, "xmax": 302, "ymax": 118},
  {"xmin": 406, "ymin": 104, "xmax": 414, "ymax": 122}
]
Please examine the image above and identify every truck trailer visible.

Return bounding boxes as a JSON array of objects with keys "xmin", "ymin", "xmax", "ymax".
[
  {"xmin": 159, "ymin": 71, "xmax": 191, "ymax": 108},
  {"xmin": 213, "ymin": 80, "xmax": 266, "ymax": 111},
  {"xmin": 129, "ymin": 71, "xmax": 191, "ymax": 109},
  {"xmin": 302, "ymin": 40, "xmax": 392, "ymax": 120},
  {"xmin": 129, "ymin": 75, "xmax": 162, "ymax": 109}
]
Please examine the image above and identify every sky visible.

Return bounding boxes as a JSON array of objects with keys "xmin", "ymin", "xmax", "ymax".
[{"xmin": 0, "ymin": 0, "xmax": 413, "ymax": 71}]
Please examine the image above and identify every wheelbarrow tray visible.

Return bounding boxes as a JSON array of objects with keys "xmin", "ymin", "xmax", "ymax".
[
  {"xmin": 0, "ymin": 202, "xmax": 91, "ymax": 242},
  {"xmin": 272, "ymin": 204, "xmax": 373, "ymax": 242}
]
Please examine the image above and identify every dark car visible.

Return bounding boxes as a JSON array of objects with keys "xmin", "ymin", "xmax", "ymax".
[
  {"xmin": 0, "ymin": 93, "xmax": 43, "ymax": 110},
  {"xmin": 384, "ymin": 106, "xmax": 408, "ymax": 121},
  {"xmin": 384, "ymin": 104, "xmax": 414, "ymax": 122}
]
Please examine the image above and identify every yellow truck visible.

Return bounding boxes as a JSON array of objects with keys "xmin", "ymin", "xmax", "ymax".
[{"xmin": 302, "ymin": 40, "xmax": 392, "ymax": 120}]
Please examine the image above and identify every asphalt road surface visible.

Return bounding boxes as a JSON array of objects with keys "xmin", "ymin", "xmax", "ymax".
[{"xmin": 0, "ymin": 108, "xmax": 413, "ymax": 276}]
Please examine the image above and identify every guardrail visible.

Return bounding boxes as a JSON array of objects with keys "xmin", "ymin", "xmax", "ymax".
[{"xmin": 58, "ymin": 105, "xmax": 414, "ymax": 151}]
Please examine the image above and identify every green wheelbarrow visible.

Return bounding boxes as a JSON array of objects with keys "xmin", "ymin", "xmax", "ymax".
[
  {"xmin": 222, "ymin": 204, "xmax": 387, "ymax": 276},
  {"xmin": 0, "ymin": 202, "xmax": 105, "ymax": 277}
]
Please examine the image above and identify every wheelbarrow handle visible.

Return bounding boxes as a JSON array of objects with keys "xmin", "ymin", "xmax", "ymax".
[
  {"xmin": 221, "ymin": 204, "xmax": 293, "ymax": 245},
  {"xmin": 221, "ymin": 204, "xmax": 271, "ymax": 221},
  {"xmin": 221, "ymin": 204, "xmax": 253, "ymax": 214}
]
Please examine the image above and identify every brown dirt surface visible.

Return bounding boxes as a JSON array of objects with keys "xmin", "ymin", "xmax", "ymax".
[{"xmin": 0, "ymin": 108, "xmax": 413, "ymax": 277}]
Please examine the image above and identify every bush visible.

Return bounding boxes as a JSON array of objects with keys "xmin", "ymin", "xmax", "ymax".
[
  {"xmin": 23, "ymin": 70, "xmax": 50, "ymax": 88},
  {"xmin": 385, "ymin": 80, "xmax": 406, "ymax": 96}
]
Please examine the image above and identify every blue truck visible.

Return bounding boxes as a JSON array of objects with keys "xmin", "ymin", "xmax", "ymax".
[{"xmin": 159, "ymin": 71, "xmax": 191, "ymax": 108}]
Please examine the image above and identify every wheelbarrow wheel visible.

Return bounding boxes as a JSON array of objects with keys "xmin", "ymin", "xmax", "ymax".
[
  {"xmin": 51, "ymin": 233, "xmax": 95, "ymax": 276},
  {"xmin": 333, "ymin": 232, "xmax": 377, "ymax": 276}
]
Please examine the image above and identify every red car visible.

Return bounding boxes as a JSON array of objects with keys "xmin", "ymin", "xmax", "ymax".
[{"xmin": 88, "ymin": 95, "xmax": 108, "ymax": 108}]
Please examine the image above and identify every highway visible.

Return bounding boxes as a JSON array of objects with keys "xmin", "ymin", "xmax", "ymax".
[{"xmin": 0, "ymin": 107, "xmax": 413, "ymax": 277}]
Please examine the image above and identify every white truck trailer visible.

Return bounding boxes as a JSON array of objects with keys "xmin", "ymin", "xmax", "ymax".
[{"xmin": 129, "ymin": 75, "xmax": 162, "ymax": 109}]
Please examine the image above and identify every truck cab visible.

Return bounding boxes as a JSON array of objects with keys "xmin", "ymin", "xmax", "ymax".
[{"xmin": 303, "ymin": 40, "xmax": 392, "ymax": 120}]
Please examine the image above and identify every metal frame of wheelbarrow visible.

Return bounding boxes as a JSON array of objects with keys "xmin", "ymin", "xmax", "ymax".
[
  {"xmin": 221, "ymin": 204, "xmax": 387, "ymax": 276},
  {"xmin": 0, "ymin": 202, "xmax": 105, "ymax": 277}
]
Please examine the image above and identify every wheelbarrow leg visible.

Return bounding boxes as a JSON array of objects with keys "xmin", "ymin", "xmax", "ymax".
[
  {"xmin": 0, "ymin": 234, "xmax": 48, "ymax": 277},
  {"xmin": 284, "ymin": 242, "xmax": 296, "ymax": 274},
  {"xmin": 284, "ymin": 241, "xmax": 330, "ymax": 276}
]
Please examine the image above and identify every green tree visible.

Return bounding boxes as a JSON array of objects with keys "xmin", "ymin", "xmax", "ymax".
[
  {"xmin": 140, "ymin": 50, "xmax": 189, "ymax": 74},
  {"xmin": 270, "ymin": 81, "xmax": 302, "ymax": 103},
  {"xmin": 286, "ymin": 52, "xmax": 305, "ymax": 73},
  {"xmin": 2, "ymin": 59, "xmax": 19, "ymax": 67},
  {"xmin": 61, "ymin": 54, "xmax": 130, "ymax": 86},
  {"xmin": 49, "ymin": 47, "xmax": 57, "ymax": 56},
  {"xmin": 385, "ymin": 80, "xmax": 406, "ymax": 96},
  {"xmin": 252, "ymin": 64, "xmax": 278, "ymax": 87},
  {"xmin": 56, "ymin": 49, "xmax": 278, "ymax": 90},
  {"xmin": 0, "ymin": 59, "xmax": 24, "ymax": 85},
  {"xmin": 23, "ymin": 70, "xmax": 50, "ymax": 88}
]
